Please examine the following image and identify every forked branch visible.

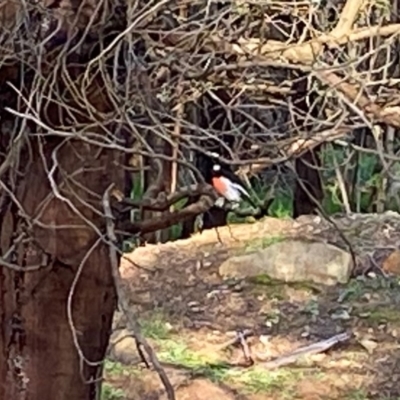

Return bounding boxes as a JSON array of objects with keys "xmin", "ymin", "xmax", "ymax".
[
  {"xmin": 118, "ymin": 192, "xmax": 216, "ymax": 234},
  {"xmin": 114, "ymin": 183, "xmax": 215, "ymax": 212}
]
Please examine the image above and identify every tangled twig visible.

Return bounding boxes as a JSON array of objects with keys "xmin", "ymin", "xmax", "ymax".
[{"xmin": 103, "ymin": 184, "xmax": 175, "ymax": 400}]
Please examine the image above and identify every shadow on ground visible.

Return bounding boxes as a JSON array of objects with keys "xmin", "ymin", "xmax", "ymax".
[{"xmin": 104, "ymin": 215, "xmax": 400, "ymax": 400}]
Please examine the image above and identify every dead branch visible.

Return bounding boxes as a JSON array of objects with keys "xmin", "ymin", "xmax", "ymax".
[
  {"xmin": 316, "ymin": 71, "xmax": 400, "ymax": 128},
  {"xmin": 219, "ymin": 330, "xmax": 254, "ymax": 350},
  {"xmin": 258, "ymin": 332, "xmax": 351, "ymax": 369},
  {"xmin": 237, "ymin": 331, "xmax": 254, "ymax": 366},
  {"xmin": 118, "ymin": 191, "xmax": 217, "ymax": 235},
  {"xmin": 143, "ymin": 158, "xmax": 165, "ymax": 200},
  {"xmin": 330, "ymin": 0, "xmax": 365, "ymax": 38},
  {"xmin": 103, "ymin": 184, "xmax": 176, "ymax": 400},
  {"xmin": 116, "ymin": 183, "xmax": 215, "ymax": 211},
  {"xmin": 163, "ymin": 23, "xmax": 400, "ymax": 66}
]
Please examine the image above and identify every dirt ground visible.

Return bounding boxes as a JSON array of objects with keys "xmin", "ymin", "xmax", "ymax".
[{"xmin": 104, "ymin": 213, "xmax": 400, "ymax": 400}]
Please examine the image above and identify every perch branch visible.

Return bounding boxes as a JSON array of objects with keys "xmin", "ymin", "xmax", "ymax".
[
  {"xmin": 114, "ymin": 183, "xmax": 215, "ymax": 212},
  {"xmin": 103, "ymin": 185, "xmax": 176, "ymax": 400},
  {"xmin": 118, "ymin": 191, "xmax": 217, "ymax": 234}
]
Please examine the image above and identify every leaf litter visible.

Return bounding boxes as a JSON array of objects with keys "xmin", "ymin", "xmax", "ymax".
[{"xmin": 107, "ymin": 213, "xmax": 400, "ymax": 400}]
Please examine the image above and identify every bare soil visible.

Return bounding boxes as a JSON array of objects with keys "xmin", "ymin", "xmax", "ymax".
[{"xmin": 106, "ymin": 214, "xmax": 400, "ymax": 400}]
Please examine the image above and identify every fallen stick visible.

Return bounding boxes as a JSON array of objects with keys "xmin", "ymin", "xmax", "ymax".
[
  {"xmin": 259, "ymin": 332, "xmax": 351, "ymax": 369},
  {"xmin": 237, "ymin": 331, "xmax": 254, "ymax": 366},
  {"xmin": 219, "ymin": 329, "xmax": 254, "ymax": 350}
]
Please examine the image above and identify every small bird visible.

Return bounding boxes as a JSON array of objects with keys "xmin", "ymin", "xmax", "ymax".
[{"xmin": 211, "ymin": 162, "xmax": 257, "ymax": 208}]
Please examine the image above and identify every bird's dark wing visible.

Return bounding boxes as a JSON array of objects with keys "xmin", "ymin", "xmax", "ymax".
[{"xmin": 213, "ymin": 163, "xmax": 257, "ymax": 207}]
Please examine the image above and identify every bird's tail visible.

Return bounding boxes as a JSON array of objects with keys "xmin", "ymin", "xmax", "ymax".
[{"xmin": 243, "ymin": 193, "xmax": 258, "ymax": 210}]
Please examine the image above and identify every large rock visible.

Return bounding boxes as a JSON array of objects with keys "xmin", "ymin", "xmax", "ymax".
[{"xmin": 219, "ymin": 239, "xmax": 353, "ymax": 285}]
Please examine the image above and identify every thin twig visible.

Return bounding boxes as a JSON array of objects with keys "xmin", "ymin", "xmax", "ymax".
[
  {"xmin": 219, "ymin": 329, "xmax": 254, "ymax": 350},
  {"xmin": 237, "ymin": 330, "xmax": 254, "ymax": 366},
  {"xmin": 103, "ymin": 184, "xmax": 176, "ymax": 400}
]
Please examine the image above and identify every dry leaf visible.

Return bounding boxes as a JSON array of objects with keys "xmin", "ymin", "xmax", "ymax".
[{"xmin": 382, "ymin": 250, "xmax": 400, "ymax": 275}]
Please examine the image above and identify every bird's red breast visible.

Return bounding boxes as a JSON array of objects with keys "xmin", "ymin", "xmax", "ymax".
[{"xmin": 212, "ymin": 176, "xmax": 228, "ymax": 196}]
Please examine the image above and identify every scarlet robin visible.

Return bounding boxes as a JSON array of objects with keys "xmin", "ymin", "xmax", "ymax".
[{"xmin": 210, "ymin": 160, "xmax": 257, "ymax": 209}]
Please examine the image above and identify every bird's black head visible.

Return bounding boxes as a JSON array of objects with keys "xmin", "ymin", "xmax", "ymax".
[{"xmin": 212, "ymin": 163, "xmax": 223, "ymax": 177}]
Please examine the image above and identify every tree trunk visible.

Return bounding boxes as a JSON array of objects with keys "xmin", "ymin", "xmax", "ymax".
[
  {"xmin": 293, "ymin": 148, "xmax": 323, "ymax": 218},
  {"xmin": 291, "ymin": 75, "xmax": 324, "ymax": 217},
  {"xmin": 0, "ymin": 138, "xmax": 125, "ymax": 399}
]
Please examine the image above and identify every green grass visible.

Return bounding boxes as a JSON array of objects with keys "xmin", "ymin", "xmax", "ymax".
[
  {"xmin": 359, "ymin": 306, "xmax": 400, "ymax": 324},
  {"xmin": 139, "ymin": 311, "xmax": 173, "ymax": 340},
  {"xmin": 102, "ymin": 332, "xmax": 305, "ymax": 399},
  {"xmin": 101, "ymin": 382, "xmax": 125, "ymax": 400},
  {"xmin": 158, "ymin": 340, "xmax": 227, "ymax": 375},
  {"xmin": 337, "ymin": 276, "xmax": 399, "ymax": 303},
  {"xmin": 344, "ymin": 388, "xmax": 400, "ymax": 400},
  {"xmin": 334, "ymin": 276, "xmax": 400, "ymax": 327},
  {"xmin": 342, "ymin": 388, "xmax": 398, "ymax": 400},
  {"xmin": 344, "ymin": 389, "xmax": 369, "ymax": 400},
  {"xmin": 104, "ymin": 360, "xmax": 128, "ymax": 376},
  {"xmin": 102, "ymin": 361, "xmax": 140, "ymax": 399},
  {"xmin": 111, "ymin": 311, "xmax": 303, "ymax": 396},
  {"xmin": 229, "ymin": 367, "xmax": 300, "ymax": 396},
  {"xmin": 157, "ymin": 339, "xmax": 301, "ymax": 396}
]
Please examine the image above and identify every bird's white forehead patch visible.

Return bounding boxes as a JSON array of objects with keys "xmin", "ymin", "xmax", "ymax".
[{"xmin": 213, "ymin": 164, "xmax": 221, "ymax": 171}]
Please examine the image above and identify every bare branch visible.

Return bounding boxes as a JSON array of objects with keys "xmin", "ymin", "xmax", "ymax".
[
  {"xmin": 114, "ymin": 183, "xmax": 215, "ymax": 211},
  {"xmin": 316, "ymin": 71, "xmax": 400, "ymax": 128},
  {"xmin": 330, "ymin": 0, "xmax": 365, "ymax": 37},
  {"xmin": 103, "ymin": 184, "xmax": 176, "ymax": 400},
  {"xmin": 119, "ymin": 193, "xmax": 216, "ymax": 235}
]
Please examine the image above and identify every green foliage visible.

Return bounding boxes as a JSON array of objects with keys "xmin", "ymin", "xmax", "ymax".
[
  {"xmin": 268, "ymin": 192, "xmax": 293, "ymax": 218},
  {"xmin": 101, "ymin": 383, "xmax": 125, "ymax": 400},
  {"xmin": 235, "ymin": 144, "xmax": 392, "ymax": 218},
  {"xmin": 122, "ymin": 143, "xmax": 397, "ymax": 246},
  {"xmin": 157, "ymin": 339, "xmax": 300, "ymax": 395},
  {"xmin": 318, "ymin": 145, "xmax": 393, "ymax": 214},
  {"xmin": 167, "ymin": 197, "xmax": 188, "ymax": 240},
  {"xmin": 133, "ymin": 312, "xmax": 303, "ymax": 396},
  {"xmin": 139, "ymin": 311, "xmax": 173, "ymax": 340},
  {"xmin": 104, "ymin": 360, "xmax": 127, "ymax": 376},
  {"xmin": 250, "ymin": 178, "xmax": 293, "ymax": 218}
]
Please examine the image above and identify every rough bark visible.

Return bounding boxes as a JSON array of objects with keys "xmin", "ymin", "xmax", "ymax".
[
  {"xmin": 0, "ymin": 41, "xmax": 126, "ymax": 398},
  {"xmin": 0, "ymin": 151, "xmax": 123, "ymax": 399},
  {"xmin": 0, "ymin": 134, "xmax": 125, "ymax": 399}
]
